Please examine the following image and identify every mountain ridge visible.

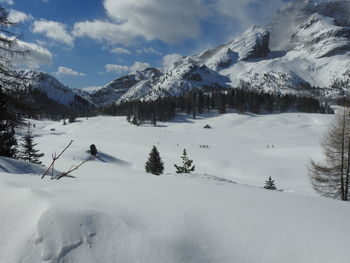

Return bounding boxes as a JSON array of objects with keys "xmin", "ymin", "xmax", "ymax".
[{"xmin": 13, "ymin": 0, "xmax": 350, "ymax": 106}]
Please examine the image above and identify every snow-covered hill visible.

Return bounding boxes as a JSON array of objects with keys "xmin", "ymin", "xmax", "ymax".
[
  {"xmin": 2, "ymin": 112, "xmax": 350, "ymax": 262},
  {"xmin": 89, "ymin": 0, "xmax": 350, "ymax": 105}
]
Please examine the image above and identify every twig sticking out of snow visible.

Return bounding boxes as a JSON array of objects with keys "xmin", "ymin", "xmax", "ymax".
[
  {"xmin": 41, "ymin": 140, "xmax": 73, "ymax": 179},
  {"xmin": 56, "ymin": 158, "xmax": 92, "ymax": 180}
]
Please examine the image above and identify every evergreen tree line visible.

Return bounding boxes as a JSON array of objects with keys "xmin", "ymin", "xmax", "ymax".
[
  {"xmin": 102, "ymin": 88, "xmax": 334, "ymax": 124},
  {"xmin": 6, "ymin": 87, "xmax": 97, "ymax": 121}
]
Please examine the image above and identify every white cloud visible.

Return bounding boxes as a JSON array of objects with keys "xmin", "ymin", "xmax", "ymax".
[
  {"xmin": 73, "ymin": 0, "xmax": 290, "ymax": 46},
  {"xmin": 73, "ymin": 20, "xmax": 137, "ymax": 45},
  {"xmin": 73, "ymin": 0, "xmax": 209, "ymax": 44},
  {"xmin": 106, "ymin": 61, "xmax": 150, "ymax": 74},
  {"xmin": 215, "ymin": 0, "xmax": 284, "ymax": 30},
  {"xmin": 0, "ymin": 0, "xmax": 14, "ymax": 5},
  {"xmin": 136, "ymin": 47, "xmax": 161, "ymax": 55},
  {"xmin": 162, "ymin": 53, "xmax": 182, "ymax": 67},
  {"xmin": 8, "ymin": 9, "xmax": 32, "ymax": 23},
  {"xmin": 13, "ymin": 40, "xmax": 53, "ymax": 69},
  {"xmin": 33, "ymin": 19, "xmax": 74, "ymax": 47},
  {"xmin": 56, "ymin": 66, "xmax": 85, "ymax": 77},
  {"xmin": 81, "ymin": 86, "xmax": 102, "ymax": 93},
  {"xmin": 130, "ymin": 61, "xmax": 150, "ymax": 72},
  {"xmin": 111, "ymin": 47, "xmax": 132, "ymax": 55},
  {"xmin": 105, "ymin": 64, "xmax": 129, "ymax": 74}
]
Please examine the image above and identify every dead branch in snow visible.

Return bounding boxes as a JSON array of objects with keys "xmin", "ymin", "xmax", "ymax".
[
  {"xmin": 56, "ymin": 158, "xmax": 92, "ymax": 180},
  {"xmin": 41, "ymin": 140, "xmax": 73, "ymax": 179}
]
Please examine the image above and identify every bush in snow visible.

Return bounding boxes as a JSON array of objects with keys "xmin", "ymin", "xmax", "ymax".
[
  {"xmin": 90, "ymin": 144, "xmax": 97, "ymax": 156},
  {"xmin": 174, "ymin": 149, "xmax": 195, "ymax": 174},
  {"xmin": 145, "ymin": 146, "xmax": 164, "ymax": 175},
  {"xmin": 264, "ymin": 176, "xmax": 277, "ymax": 190}
]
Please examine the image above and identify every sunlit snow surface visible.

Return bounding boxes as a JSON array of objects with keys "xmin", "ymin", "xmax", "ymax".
[{"xmin": 1, "ymin": 112, "xmax": 350, "ymax": 263}]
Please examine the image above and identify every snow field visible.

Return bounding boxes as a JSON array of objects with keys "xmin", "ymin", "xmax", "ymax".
[{"xmin": 1, "ymin": 112, "xmax": 350, "ymax": 263}]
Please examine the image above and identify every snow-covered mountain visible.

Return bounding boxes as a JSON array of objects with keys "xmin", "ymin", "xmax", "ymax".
[
  {"xmin": 87, "ymin": 0, "xmax": 350, "ymax": 105},
  {"xmin": 14, "ymin": 70, "xmax": 93, "ymax": 108},
  {"xmin": 90, "ymin": 68, "xmax": 161, "ymax": 106},
  {"xmin": 15, "ymin": 0, "xmax": 350, "ymax": 106}
]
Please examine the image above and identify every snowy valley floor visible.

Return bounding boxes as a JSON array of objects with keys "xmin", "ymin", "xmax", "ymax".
[{"xmin": 1, "ymin": 112, "xmax": 350, "ymax": 263}]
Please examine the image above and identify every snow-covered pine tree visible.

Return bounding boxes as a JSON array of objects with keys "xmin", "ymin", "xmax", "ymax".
[
  {"xmin": 264, "ymin": 176, "xmax": 277, "ymax": 190},
  {"xmin": 174, "ymin": 149, "xmax": 195, "ymax": 173},
  {"xmin": 145, "ymin": 146, "xmax": 164, "ymax": 175},
  {"xmin": 19, "ymin": 123, "xmax": 44, "ymax": 164}
]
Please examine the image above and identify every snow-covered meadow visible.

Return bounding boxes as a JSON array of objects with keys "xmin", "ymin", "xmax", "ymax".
[{"xmin": 1, "ymin": 111, "xmax": 350, "ymax": 263}]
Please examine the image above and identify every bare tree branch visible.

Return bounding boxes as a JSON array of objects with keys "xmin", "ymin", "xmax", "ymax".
[
  {"xmin": 56, "ymin": 158, "xmax": 92, "ymax": 180},
  {"xmin": 41, "ymin": 140, "xmax": 74, "ymax": 179}
]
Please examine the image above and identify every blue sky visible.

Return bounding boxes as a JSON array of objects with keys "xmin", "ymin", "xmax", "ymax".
[{"xmin": 1, "ymin": 0, "xmax": 291, "ymax": 89}]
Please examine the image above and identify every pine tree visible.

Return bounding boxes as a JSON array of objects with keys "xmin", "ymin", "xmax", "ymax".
[
  {"xmin": 19, "ymin": 123, "xmax": 44, "ymax": 164},
  {"xmin": 0, "ymin": 6, "xmax": 28, "ymax": 89},
  {"xmin": 132, "ymin": 115, "xmax": 138, "ymax": 126},
  {"xmin": 264, "ymin": 176, "xmax": 277, "ymax": 190},
  {"xmin": 152, "ymin": 113, "xmax": 157, "ymax": 127},
  {"xmin": 145, "ymin": 146, "xmax": 164, "ymax": 175},
  {"xmin": 174, "ymin": 149, "xmax": 195, "ymax": 173},
  {"xmin": 0, "ymin": 87, "xmax": 18, "ymax": 158},
  {"xmin": 69, "ymin": 115, "xmax": 76, "ymax": 123},
  {"xmin": 0, "ymin": 6, "xmax": 28, "ymax": 158}
]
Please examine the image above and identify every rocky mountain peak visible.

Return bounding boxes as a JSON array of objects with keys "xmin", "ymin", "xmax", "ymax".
[{"xmin": 289, "ymin": 13, "xmax": 350, "ymax": 58}]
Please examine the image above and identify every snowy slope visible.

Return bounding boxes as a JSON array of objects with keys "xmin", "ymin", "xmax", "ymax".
[
  {"xmin": 2, "ymin": 112, "xmax": 350, "ymax": 262},
  {"xmin": 119, "ymin": 64, "xmax": 230, "ymax": 102},
  {"xmin": 289, "ymin": 14, "xmax": 350, "ymax": 58},
  {"xmin": 90, "ymin": 68, "xmax": 161, "ymax": 106},
  {"xmin": 192, "ymin": 25, "xmax": 270, "ymax": 71}
]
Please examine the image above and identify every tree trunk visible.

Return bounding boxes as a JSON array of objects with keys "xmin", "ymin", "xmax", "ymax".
[
  {"xmin": 345, "ymin": 138, "xmax": 350, "ymax": 201},
  {"xmin": 340, "ymin": 109, "xmax": 346, "ymax": 200}
]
